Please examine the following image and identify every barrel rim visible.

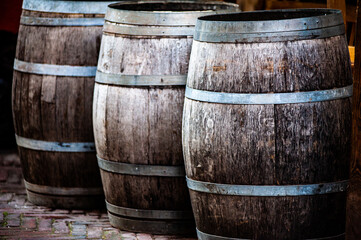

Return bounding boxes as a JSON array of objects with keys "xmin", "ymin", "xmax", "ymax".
[
  {"xmin": 105, "ymin": 1, "xmax": 240, "ymax": 27},
  {"xmin": 22, "ymin": 0, "xmax": 117, "ymax": 14},
  {"xmin": 194, "ymin": 8, "xmax": 345, "ymax": 42}
]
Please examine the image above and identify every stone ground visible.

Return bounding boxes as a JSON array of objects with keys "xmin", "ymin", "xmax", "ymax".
[{"xmin": 0, "ymin": 150, "xmax": 196, "ymax": 240}]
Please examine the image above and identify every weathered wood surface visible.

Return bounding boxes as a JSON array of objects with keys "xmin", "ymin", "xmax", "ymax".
[
  {"xmin": 93, "ymin": 35, "xmax": 193, "ymax": 208},
  {"xmin": 183, "ymin": 36, "xmax": 352, "ymax": 239},
  {"xmin": 12, "ymin": 9, "xmax": 103, "ymax": 208},
  {"xmin": 346, "ymin": 1, "xmax": 361, "ymax": 239}
]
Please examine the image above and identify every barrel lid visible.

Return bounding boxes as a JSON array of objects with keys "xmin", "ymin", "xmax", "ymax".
[
  {"xmin": 22, "ymin": 0, "xmax": 117, "ymax": 14},
  {"xmin": 105, "ymin": 1, "xmax": 240, "ymax": 26},
  {"xmin": 194, "ymin": 9, "xmax": 345, "ymax": 43}
]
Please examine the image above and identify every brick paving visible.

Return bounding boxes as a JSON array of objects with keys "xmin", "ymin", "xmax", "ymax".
[{"xmin": 0, "ymin": 150, "xmax": 196, "ymax": 240}]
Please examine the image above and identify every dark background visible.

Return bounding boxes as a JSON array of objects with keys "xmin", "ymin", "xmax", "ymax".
[{"xmin": 0, "ymin": 0, "xmax": 22, "ymax": 150}]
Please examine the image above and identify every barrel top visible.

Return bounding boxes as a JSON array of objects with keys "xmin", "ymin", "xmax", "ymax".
[
  {"xmin": 105, "ymin": 1, "xmax": 240, "ymax": 26},
  {"xmin": 194, "ymin": 9, "xmax": 345, "ymax": 43},
  {"xmin": 22, "ymin": 0, "xmax": 117, "ymax": 14}
]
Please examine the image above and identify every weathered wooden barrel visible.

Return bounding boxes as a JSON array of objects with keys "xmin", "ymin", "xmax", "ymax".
[
  {"xmin": 93, "ymin": 1, "xmax": 239, "ymax": 234},
  {"xmin": 12, "ymin": 0, "xmax": 116, "ymax": 209},
  {"xmin": 183, "ymin": 9, "xmax": 352, "ymax": 240}
]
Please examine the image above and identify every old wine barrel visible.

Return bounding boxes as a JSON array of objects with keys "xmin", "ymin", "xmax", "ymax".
[
  {"xmin": 183, "ymin": 9, "xmax": 352, "ymax": 240},
  {"xmin": 93, "ymin": 1, "xmax": 239, "ymax": 234},
  {"xmin": 12, "ymin": 0, "xmax": 116, "ymax": 209}
]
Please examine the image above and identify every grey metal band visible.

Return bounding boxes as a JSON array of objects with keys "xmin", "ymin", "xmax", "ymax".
[
  {"xmin": 22, "ymin": 0, "xmax": 116, "ymax": 14},
  {"xmin": 108, "ymin": 212, "xmax": 195, "ymax": 235},
  {"xmin": 185, "ymin": 85, "xmax": 352, "ymax": 105},
  {"xmin": 194, "ymin": 25, "xmax": 345, "ymax": 43},
  {"xmin": 14, "ymin": 59, "xmax": 97, "ymax": 77},
  {"xmin": 105, "ymin": 2, "xmax": 239, "ymax": 26},
  {"xmin": 16, "ymin": 135, "xmax": 95, "ymax": 152},
  {"xmin": 97, "ymin": 156, "xmax": 185, "ymax": 177},
  {"xmin": 20, "ymin": 16, "xmax": 105, "ymax": 27},
  {"xmin": 106, "ymin": 200, "xmax": 193, "ymax": 220},
  {"xmin": 186, "ymin": 177, "xmax": 348, "ymax": 196},
  {"xmin": 194, "ymin": 9, "xmax": 345, "ymax": 43},
  {"xmin": 24, "ymin": 180, "xmax": 103, "ymax": 196},
  {"xmin": 95, "ymin": 71, "xmax": 186, "ymax": 86},
  {"xmin": 196, "ymin": 229, "xmax": 345, "ymax": 240},
  {"xmin": 103, "ymin": 22, "xmax": 194, "ymax": 36}
]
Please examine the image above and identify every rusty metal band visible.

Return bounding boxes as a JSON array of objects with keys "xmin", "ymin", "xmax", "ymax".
[
  {"xmin": 106, "ymin": 1, "xmax": 240, "ymax": 26},
  {"xmin": 106, "ymin": 200, "xmax": 193, "ymax": 220},
  {"xmin": 16, "ymin": 135, "xmax": 95, "ymax": 152},
  {"xmin": 194, "ymin": 9, "xmax": 345, "ymax": 43},
  {"xmin": 97, "ymin": 156, "xmax": 185, "ymax": 177},
  {"xmin": 14, "ymin": 59, "xmax": 97, "ymax": 77},
  {"xmin": 108, "ymin": 212, "xmax": 195, "ymax": 235},
  {"xmin": 196, "ymin": 228, "xmax": 345, "ymax": 240},
  {"xmin": 185, "ymin": 85, "xmax": 352, "ymax": 105},
  {"xmin": 22, "ymin": 0, "xmax": 116, "ymax": 14},
  {"xmin": 24, "ymin": 180, "xmax": 103, "ymax": 196},
  {"xmin": 103, "ymin": 22, "xmax": 195, "ymax": 36},
  {"xmin": 20, "ymin": 16, "xmax": 105, "ymax": 26},
  {"xmin": 95, "ymin": 71, "xmax": 187, "ymax": 86},
  {"xmin": 186, "ymin": 177, "xmax": 348, "ymax": 196}
]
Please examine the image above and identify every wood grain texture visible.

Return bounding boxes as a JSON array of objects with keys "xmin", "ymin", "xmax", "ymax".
[
  {"xmin": 93, "ymin": 32, "xmax": 193, "ymax": 229},
  {"xmin": 12, "ymin": 8, "xmax": 103, "ymax": 207},
  {"xmin": 346, "ymin": 1, "xmax": 361, "ymax": 239},
  {"xmin": 183, "ymin": 36, "xmax": 352, "ymax": 239}
]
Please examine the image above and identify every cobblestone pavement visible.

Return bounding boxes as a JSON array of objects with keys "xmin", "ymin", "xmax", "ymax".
[{"xmin": 0, "ymin": 150, "xmax": 196, "ymax": 240}]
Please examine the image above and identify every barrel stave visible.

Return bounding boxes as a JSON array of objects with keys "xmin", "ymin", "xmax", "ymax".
[
  {"xmin": 12, "ymin": 72, "xmax": 95, "ymax": 142},
  {"xmin": 98, "ymin": 35, "xmax": 193, "ymax": 75},
  {"xmin": 183, "ymin": 99, "xmax": 350, "ymax": 185},
  {"xmin": 93, "ymin": 84, "xmax": 185, "ymax": 166},
  {"xmin": 16, "ymin": 24, "xmax": 101, "ymax": 66},
  {"xmin": 19, "ymin": 150, "xmax": 99, "ymax": 187}
]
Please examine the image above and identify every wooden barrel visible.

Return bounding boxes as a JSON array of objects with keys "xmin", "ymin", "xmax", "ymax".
[
  {"xmin": 93, "ymin": 1, "xmax": 239, "ymax": 234},
  {"xmin": 12, "ymin": 0, "xmax": 116, "ymax": 209},
  {"xmin": 182, "ymin": 9, "xmax": 352, "ymax": 239}
]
